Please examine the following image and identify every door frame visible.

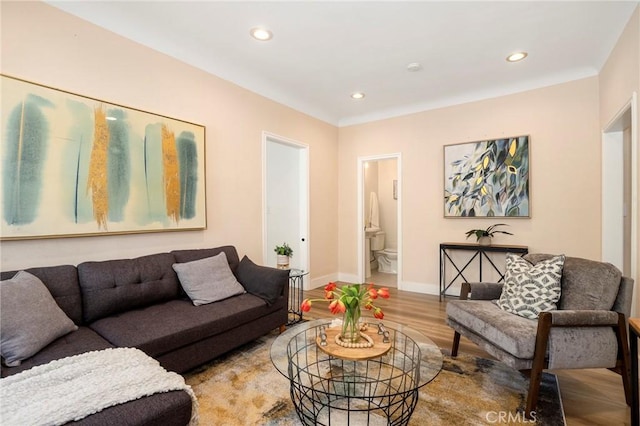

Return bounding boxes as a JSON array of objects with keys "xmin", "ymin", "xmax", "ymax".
[
  {"xmin": 357, "ymin": 153, "xmax": 402, "ymax": 287},
  {"xmin": 262, "ymin": 131, "xmax": 310, "ymax": 282},
  {"xmin": 602, "ymin": 92, "xmax": 637, "ymax": 316}
]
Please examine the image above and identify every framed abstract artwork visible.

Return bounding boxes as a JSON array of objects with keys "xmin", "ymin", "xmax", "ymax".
[
  {"xmin": 1, "ymin": 75, "xmax": 207, "ymax": 240},
  {"xmin": 444, "ymin": 136, "xmax": 530, "ymax": 217}
]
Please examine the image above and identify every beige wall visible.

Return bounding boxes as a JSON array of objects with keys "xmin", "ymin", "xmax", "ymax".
[
  {"xmin": 363, "ymin": 158, "xmax": 397, "ymax": 249},
  {"xmin": 3, "ymin": 2, "xmax": 639, "ymax": 311},
  {"xmin": 600, "ymin": 7, "xmax": 639, "ymax": 128},
  {"xmin": 0, "ymin": 1, "xmax": 339, "ymax": 283},
  {"xmin": 377, "ymin": 159, "xmax": 398, "ymax": 250},
  {"xmin": 599, "ymin": 7, "xmax": 640, "ymax": 315},
  {"xmin": 339, "ymin": 78, "xmax": 601, "ymax": 293}
]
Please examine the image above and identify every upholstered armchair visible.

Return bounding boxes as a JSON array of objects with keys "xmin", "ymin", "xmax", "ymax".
[{"xmin": 446, "ymin": 253, "xmax": 634, "ymax": 416}]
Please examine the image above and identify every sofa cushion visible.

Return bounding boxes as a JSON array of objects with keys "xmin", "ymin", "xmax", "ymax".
[
  {"xmin": 1, "ymin": 265, "xmax": 82, "ymax": 324},
  {"xmin": 497, "ymin": 253, "xmax": 564, "ymax": 319},
  {"xmin": 235, "ymin": 256, "xmax": 289, "ymax": 305},
  {"xmin": 446, "ymin": 299, "xmax": 538, "ymax": 359},
  {"xmin": 78, "ymin": 253, "xmax": 180, "ymax": 323},
  {"xmin": 172, "ymin": 252, "xmax": 245, "ymax": 306},
  {"xmin": 66, "ymin": 390, "xmax": 192, "ymax": 426},
  {"xmin": 89, "ymin": 293, "xmax": 282, "ymax": 359},
  {"xmin": 1, "ymin": 327, "xmax": 113, "ymax": 378},
  {"xmin": 1, "ymin": 271, "xmax": 78, "ymax": 367},
  {"xmin": 524, "ymin": 254, "xmax": 622, "ymax": 310}
]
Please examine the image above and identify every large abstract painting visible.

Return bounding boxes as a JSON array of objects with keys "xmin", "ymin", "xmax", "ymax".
[
  {"xmin": 444, "ymin": 136, "xmax": 529, "ymax": 217},
  {"xmin": 1, "ymin": 75, "xmax": 206, "ymax": 239}
]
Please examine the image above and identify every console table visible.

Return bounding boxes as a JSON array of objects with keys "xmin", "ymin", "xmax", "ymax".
[{"xmin": 439, "ymin": 242, "xmax": 528, "ymax": 301}]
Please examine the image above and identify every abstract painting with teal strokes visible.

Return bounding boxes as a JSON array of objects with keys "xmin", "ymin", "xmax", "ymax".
[{"xmin": 1, "ymin": 75, "xmax": 206, "ymax": 239}]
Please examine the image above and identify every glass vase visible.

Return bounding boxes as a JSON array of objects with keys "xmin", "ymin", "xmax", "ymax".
[{"xmin": 341, "ymin": 305, "xmax": 361, "ymax": 343}]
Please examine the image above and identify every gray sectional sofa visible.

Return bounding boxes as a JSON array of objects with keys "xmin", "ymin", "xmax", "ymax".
[{"xmin": 0, "ymin": 245, "xmax": 290, "ymax": 425}]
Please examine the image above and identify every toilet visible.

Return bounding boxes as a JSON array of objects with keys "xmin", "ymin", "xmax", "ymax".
[{"xmin": 370, "ymin": 231, "xmax": 398, "ymax": 274}]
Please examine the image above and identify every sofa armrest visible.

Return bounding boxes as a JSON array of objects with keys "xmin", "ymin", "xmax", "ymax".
[
  {"xmin": 547, "ymin": 310, "xmax": 620, "ymax": 327},
  {"xmin": 235, "ymin": 256, "xmax": 289, "ymax": 305},
  {"xmin": 460, "ymin": 282, "xmax": 504, "ymax": 301}
]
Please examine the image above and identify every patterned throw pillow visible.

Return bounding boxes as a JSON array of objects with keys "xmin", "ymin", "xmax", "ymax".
[{"xmin": 497, "ymin": 253, "xmax": 565, "ymax": 320}]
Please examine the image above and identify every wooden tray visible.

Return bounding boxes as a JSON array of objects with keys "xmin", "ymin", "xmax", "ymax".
[{"xmin": 316, "ymin": 326, "xmax": 392, "ymax": 361}]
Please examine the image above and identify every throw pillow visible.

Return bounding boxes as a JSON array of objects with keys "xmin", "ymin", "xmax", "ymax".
[
  {"xmin": 497, "ymin": 253, "xmax": 565, "ymax": 320},
  {"xmin": 1, "ymin": 271, "xmax": 78, "ymax": 367},
  {"xmin": 235, "ymin": 256, "xmax": 289, "ymax": 305},
  {"xmin": 172, "ymin": 252, "xmax": 245, "ymax": 306}
]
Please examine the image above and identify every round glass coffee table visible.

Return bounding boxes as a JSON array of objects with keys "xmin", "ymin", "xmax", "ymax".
[{"xmin": 270, "ymin": 319, "xmax": 443, "ymax": 425}]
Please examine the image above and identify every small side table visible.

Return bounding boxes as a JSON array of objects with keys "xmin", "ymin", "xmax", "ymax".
[
  {"xmin": 630, "ymin": 318, "xmax": 640, "ymax": 426},
  {"xmin": 287, "ymin": 269, "xmax": 309, "ymax": 325}
]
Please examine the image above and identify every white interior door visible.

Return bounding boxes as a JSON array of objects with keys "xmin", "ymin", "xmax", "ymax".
[{"xmin": 263, "ymin": 133, "xmax": 309, "ymax": 277}]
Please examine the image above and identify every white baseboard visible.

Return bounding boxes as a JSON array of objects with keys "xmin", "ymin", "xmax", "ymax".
[
  {"xmin": 308, "ymin": 273, "xmax": 338, "ymax": 290},
  {"xmin": 400, "ymin": 280, "xmax": 440, "ymax": 295},
  {"xmin": 338, "ymin": 272, "xmax": 360, "ymax": 284}
]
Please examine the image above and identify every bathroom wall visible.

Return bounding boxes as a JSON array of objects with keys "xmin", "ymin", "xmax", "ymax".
[
  {"xmin": 377, "ymin": 159, "xmax": 398, "ymax": 250},
  {"xmin": 363, "ymin": 161, "xmax": 379, "ymax": 228}
]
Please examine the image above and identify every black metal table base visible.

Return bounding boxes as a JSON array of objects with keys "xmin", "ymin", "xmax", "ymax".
[
  {"xmin": 439, "ymin": 242, "xmax": 528, "ymax": 301},
  {"xmin": 287, "ymin": 329, "xmax": 422, "ymax": 425},
  {"xmin": 291, "ymin": 382, "xmax": 419, "ymax": 426},
  {"xmin": 288, "ymin": 269, "xmax": 308, "ymax": 325}
]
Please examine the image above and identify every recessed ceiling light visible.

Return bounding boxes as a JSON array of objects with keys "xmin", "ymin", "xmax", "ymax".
[
  {"xmin": 506, "ymin": 52, "xmax": 528, "ymax": 62},
  {"xmin": 406, "ymin": 62, "xmax": 422, "ymax": 72},
  {"xmin": 250, "ymin": 27, "xmax": 273, "ymax": 41},
  {"xmin": 351, "ymin": 92, "xmax": 365, "ymax": 100}
]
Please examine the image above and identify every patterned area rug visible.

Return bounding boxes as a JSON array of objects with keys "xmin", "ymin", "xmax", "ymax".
[{"xmin": 185, "ymin": 331, "xmax": 566, "ymax": 425}]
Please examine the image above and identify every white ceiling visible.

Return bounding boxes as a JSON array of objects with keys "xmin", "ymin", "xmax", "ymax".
[{"xmin": 47, "ymin": 1, "xmax": 638, "ymax": 127}]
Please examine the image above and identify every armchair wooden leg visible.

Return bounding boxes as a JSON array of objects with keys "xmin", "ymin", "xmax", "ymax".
[
  {"xmin": 452, "ymin": 331, "xmax": 461, "ymax": 357},
  {"xmin": 614, "ymin": 313, "xmax": 632, "ymax": 406},
  {"xmin": 525, "ymin": 312, "xmax": 552, "ymax": 418},
  {"xmin": 525, "ymin": 365, "xmax": 543, "ymax": 417},
  {"xmin": 279, "ymin": 324, "xmax": 286, "ymax": 334}
]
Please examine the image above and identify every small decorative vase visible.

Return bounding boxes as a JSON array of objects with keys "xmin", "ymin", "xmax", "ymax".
[
  {"xmin": 341, "ymin": 305, "xmax": 362, "ymax": 344},
  {"xmin": 276, "ymin": 255, "xmax": 290, "ymax": 269},
  {"xmin": 478, "ymin": 236, "xmax": 492, "ymax": 246}
]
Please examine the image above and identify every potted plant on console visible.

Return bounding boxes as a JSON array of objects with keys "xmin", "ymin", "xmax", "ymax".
[
  {"xmin": 274, "ymin": 242, "xmax": 293, "ymax": 269},
  {"xmin": 465, "ymin": 223, "xmax": 513, "ymax": 246}
]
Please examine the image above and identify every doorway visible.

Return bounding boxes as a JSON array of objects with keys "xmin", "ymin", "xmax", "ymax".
[
  {"xmin": 602, "ymin": 93, "xmax": 637, "ymax": 316},
  {"xmin": 357, "ymin": 153, "xmax": 402, "ymax": 289},
  {"xmin": 263, "ymin": 132, "xmax": 309, "ymax": 281}
]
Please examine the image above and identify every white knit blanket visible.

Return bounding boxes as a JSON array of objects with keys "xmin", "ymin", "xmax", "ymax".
[{"xmin": 0, "ymin": 348, "xmax": 198, "ymax": 426}]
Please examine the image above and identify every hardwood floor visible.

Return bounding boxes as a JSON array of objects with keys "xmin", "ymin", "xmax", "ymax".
[
  {"xmin": 300, "ymin": 286, "xmax": 632, "ymax": 425},
  {"xmin": 367, "ymin": 270, "xmax": 397, "ymax": 288}
]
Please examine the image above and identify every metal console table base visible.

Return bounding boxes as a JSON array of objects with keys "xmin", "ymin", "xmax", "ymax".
[{"xmin": 439, "ymin": 242, "xmax": 528, "ymax": 301}]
